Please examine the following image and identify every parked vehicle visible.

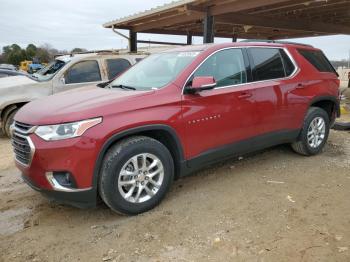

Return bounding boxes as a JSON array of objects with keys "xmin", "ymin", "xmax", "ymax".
[
  {"xmin": 0, "ymin": 64, "xmax": 17, "ymax": 71},
  {"xmin": 19, "ymin": 60, "xmax": 32, "ymax": 72},
  {"xmin": 27, "ymin": 63, "xmax": 44, "ymax": 74},
  {"xmin": 0, "ymin": 51, "xmax": 145, "ymax": 137},
  {"xmin": 0, "ymin": 69, "xmax": 27, "ymax": 78},
  {"xmin": 12, "ymin": 42, "xmax": 340, "ymax": 215}
]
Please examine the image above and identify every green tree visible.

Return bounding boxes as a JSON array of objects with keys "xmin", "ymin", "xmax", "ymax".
[
  {"xmin": 26, "ymin": 44, "xmax": 37, "ymax": 60},
  {"xmin": 71, "ymin": 48, "xmax": 87, "ymax": 53},
  {"xmin": 1, "ymin": 43, "xmax": 69, "ymax": 65},
  {"xmin": 2, "ymin": 44, "xmax": 26, "ymax": 65},
  {"xmin": 35, "ymin": 48, "xmax": 50, "ymax": 63}
]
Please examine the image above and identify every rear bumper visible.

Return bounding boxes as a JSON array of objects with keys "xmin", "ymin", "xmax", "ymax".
[
  {"xmin": 336, "ymin": 100, "xmax": 341, "ymax": 118},
  {"xmin": 330, "ymin": 100, "xmax": 341, "ymax": 127},
  {"xmin": 22, "ymin": 174, "xmax": 97, "ymax": 208}
]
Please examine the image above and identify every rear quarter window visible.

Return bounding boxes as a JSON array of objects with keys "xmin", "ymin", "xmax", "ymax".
[{"xmin": 298, "ymin": 49, "xmax": 336, "ymax": 74}]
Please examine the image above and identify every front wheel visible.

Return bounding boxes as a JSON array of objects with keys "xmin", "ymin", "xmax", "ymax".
[
  {"xmin": 3, "ymin": 109, "xmax": 18, "ymax": 138},
  {"xmin": 99, "ymin": 136, "xmax": 174, "ymax": 215},
  {"xmin": 291, "ymin": 107, "xmax": 330, "ymax": 156}
]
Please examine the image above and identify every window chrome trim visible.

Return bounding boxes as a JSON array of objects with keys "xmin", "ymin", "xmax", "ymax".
[{"xmin": 182, "ymin": 46, "xmax": 299, "ymax": 94}]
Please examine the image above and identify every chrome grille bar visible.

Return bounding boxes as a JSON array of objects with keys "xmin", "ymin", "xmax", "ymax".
[{"xmin": 11, "ymin": 121, "xmax": 36, "ymax": 167}]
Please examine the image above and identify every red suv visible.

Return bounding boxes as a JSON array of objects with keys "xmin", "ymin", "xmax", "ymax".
[{"xmin": 12, "ymin": 41, "xmax": 340, "ymax": 214}]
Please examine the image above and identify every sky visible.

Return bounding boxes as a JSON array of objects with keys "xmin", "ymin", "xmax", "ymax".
[{"xmin": 0, "ymin": 0, "xmax": 349, "ymax": 60}]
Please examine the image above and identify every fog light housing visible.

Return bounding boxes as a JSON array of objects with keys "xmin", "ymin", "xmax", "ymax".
[
  {"xmin": 46, "ymin": 171, "xmax": 79, "ymax": 192},
  {"xmin": 53, "ymin": 172, "xmax": 77, "ymax": 188}
]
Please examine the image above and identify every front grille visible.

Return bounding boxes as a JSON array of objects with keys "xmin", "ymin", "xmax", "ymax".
[
  {"xmin": 15, "ymin": 121, "xmax": 33, "ymax": 133},
  {"xmin": 11, "ymin": 121, "xmax": 35, "ymax": 166}
]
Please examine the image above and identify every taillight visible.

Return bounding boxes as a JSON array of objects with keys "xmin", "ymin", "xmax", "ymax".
[{"xmin": 335, "ymin": 79, "xmax": 340, "ymax": 87}]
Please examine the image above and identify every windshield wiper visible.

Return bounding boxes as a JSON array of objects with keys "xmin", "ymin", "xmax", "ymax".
[{"xmin": 111, "ymin": 84, "xmax": 136, "ymax": 90}]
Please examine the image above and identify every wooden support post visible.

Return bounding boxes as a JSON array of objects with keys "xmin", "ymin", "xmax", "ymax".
[
  {"xmin": 129, "ymin": 30, "xmax": 137, "ymax": 52},
  {"xmin": 203, "ymin": 13, "xmax": 214, "ymax": 43},
  {"xmin": 187, "ymin": 33, "xmax": 193, "ymax": 45},
  {"xmin": 232, "ymin": 35, "xmax": 238, "ymax": 42}
]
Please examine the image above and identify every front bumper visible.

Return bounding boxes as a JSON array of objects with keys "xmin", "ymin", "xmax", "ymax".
[
  {"xmin": 15, "ymin": 132, "xmax": 101, "ymax": 208},
  {"xmin": 22, "ymin": 174, "xmax": 97, "ymax": 208}
]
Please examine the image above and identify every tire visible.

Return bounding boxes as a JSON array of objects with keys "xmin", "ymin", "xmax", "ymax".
[
  {"xmin": 3, "ymin": 109, "xmax": 18, "ymax": 138},
  {"xmin": 99, "ymin": 136, "xmax": 174, "ymax": 215},
  {"xmin": 291, "ymin": 107, "xmax": 330, "ymax": 156}
]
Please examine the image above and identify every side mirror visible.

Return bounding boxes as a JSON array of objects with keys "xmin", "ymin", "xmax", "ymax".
[{"xmin": 189, "ymin": 76, "xmax": 216, "ymax": 93}]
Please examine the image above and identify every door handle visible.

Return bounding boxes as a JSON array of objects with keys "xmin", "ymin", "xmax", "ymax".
[
  {"xmin": 296, "ymin": 83, "xmax": 305, "ymax": 89},
  {"xmin": 238, "ymin": 92, "xmax": 252, "ymax": 99}
]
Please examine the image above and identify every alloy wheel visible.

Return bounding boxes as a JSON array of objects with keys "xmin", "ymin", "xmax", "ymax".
[
  {"xmin": 307, "ymin": 117, "xmax": 326, "ymax": 148},
  {"xmin": 118, "ymin": 153, "xmax": 164, "ymax": 203}
]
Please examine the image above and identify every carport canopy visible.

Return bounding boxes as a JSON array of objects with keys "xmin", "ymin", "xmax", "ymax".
[{"xmin": 103, "ymin": 0, "xmax": 350, "ymax": 51}]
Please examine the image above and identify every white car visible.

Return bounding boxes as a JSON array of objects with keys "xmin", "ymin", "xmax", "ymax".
[{"xmin": 0, "ymin": 51, "xmax": 145, "ymax": 137}]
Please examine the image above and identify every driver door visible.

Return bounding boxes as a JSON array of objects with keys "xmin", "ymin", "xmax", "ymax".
[
  {"xmin": 182, "ymin": 48, "xmax": 258, "ymax": 162},
  {"xmin": 53, "ymin": 60, "xmax": 103, "ymax": 93}
]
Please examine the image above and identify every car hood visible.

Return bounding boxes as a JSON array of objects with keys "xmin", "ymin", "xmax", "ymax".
[
  {"xmin": 15, "ymin": 86, "xmax": 155, "ymax": 125},
  {"xmin": 0, "ymin": 75, "xmax": 37, "ymax": 89}
]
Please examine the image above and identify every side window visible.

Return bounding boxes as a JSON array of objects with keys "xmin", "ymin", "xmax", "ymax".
[
  {"xmin": 106, "ymin": 59, "xmax": 131, "ymax": 80},
  {"xmin": 297, "ymin": 49, "xmax": 336, "ymax": 74},
  {"xmin": 193, "ymin": 48, "xmax": 247, "ymax": 88},
  {"xmin": 249, "ymin": 48, "xmax": 285, "ymax": 81},
  {"xmin": 65, "ymin": 60, "xmax": 101, "ymax": 84}
]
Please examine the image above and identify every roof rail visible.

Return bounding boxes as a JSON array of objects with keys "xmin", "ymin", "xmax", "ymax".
[
  {"xmin": 70, "ymin": 50, "xmax": 120, "ymax": 57},
  {"xmin": 54, "ymin": 49, "xmax": 150, "ymax": 58},
  {"xmin": 53, "ymin": 50, "xmax": 119, "ymax": 58},
  {"xmin": 240, "ymin": 39, "xmax": 313, "ymax": 48}
]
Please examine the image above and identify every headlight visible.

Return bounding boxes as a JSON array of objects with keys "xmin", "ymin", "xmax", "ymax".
[{"xmin": 35, "ymin": 117, "xmax": 102, "ymax": 141}]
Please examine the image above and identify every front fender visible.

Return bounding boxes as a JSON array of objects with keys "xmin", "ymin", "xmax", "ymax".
[{"xmin": 91, "ymin": 124, "xmax": 185, "ymax": 190}]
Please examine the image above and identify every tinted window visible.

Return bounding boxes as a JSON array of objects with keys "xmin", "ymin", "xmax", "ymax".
[
  {"xmin": 106, "ymin": 59, "xmax": 131, "ymax": 80},
  {"xmin": 65, "ymin": 60, "xmax": 101, "ymax": 84},
  {"xmin": 280, "ymin": 50, "xmax": 295, "ymax": 76},
  {"xmin": 193, "ymin": 48, "xmax": 247, "ymax": 87},
  {"xmin": 298, "ymin": 49, "xmax": 336, "ymax": 74},
  {"xmin": 249, "ymin": 48, "xmax": 285, "ymax": 81}
]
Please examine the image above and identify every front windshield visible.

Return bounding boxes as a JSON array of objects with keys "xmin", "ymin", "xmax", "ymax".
[
  {"xmin": 32, "ymin": 59, "xmax": 66, "ymax": 81},
  {"xmin": 110, "ymin": 51, "xmax": 200, "ymax": 90}
]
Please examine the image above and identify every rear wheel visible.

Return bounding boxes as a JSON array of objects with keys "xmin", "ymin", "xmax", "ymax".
[
  {"xmin": 291, "ymin": 107, "xmax": 330, "ymax": 156},
  {"xmin": 99, "ymin": 136, "xmax": 174, "ymax": 215}
]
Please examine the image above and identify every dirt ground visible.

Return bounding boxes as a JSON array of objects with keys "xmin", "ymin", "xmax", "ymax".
[{"xmin": 0, "ymin": 129, "xmax": 350, "ymax": 262}]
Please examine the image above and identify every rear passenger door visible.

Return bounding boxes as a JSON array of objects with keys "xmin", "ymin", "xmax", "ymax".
[
  {"xmin": 247, "ymin": 47, "xmax": 298, "ymax": 134},
  {"xmin": 106, "ymin": 59, "xmax": 131, "ymax": 80}
]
